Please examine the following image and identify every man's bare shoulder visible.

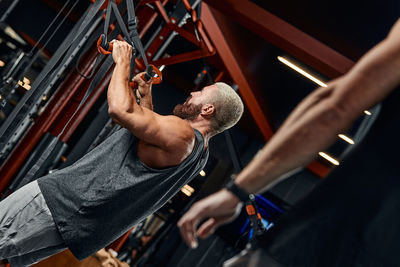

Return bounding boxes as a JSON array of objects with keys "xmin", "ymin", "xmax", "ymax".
[
  {"xmin": 387, "ymin": 19, "xmax": 400, "ymax": 43},
  {"xmin": 161, "ymin": 115, "xmax": 196, "ymax": 149},
  {"xmin": 138, "ymin": 115, "xmax": 196, "ymax": 168}
]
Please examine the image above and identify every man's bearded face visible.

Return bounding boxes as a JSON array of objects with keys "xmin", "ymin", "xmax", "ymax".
[{"xmin": 173, "ymin": 96, "xmax": 203, "ymax": 121}]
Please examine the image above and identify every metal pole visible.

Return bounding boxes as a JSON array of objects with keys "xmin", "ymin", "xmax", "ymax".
[{"xmin": 0, "ymin": 0, "xmax": 21, "ymax": 22}]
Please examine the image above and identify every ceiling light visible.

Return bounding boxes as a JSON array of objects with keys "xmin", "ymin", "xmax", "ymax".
[
  {"xmin": 181, "ymin": 187, "xmax": 192, "ymax": 197},
  {"xmin": 199, "ymin": 170, "xmax": 206, "ymax": 176},
  {"xmin": 18, "ymin": 80, "xmax": 31, "ymax": 90},
  {"xmin": 4, "ymin": 26, "xmax": 27, "ymax": 45},
  {"xmin": 23, "ymin": 77, "xmax": 30, "ymax": 85},
  {"xmin": 318, "ymin": 152, "xmax": 339, "ymax": 165},
  {"xmin": 338, "ymin": 134, "xmax": 354, "ymax": 144},
  {"xmin": 364, "ymin": 110, "xmax": 371, "ymax": 115},
  {"xmin": 183, "ymin": 184, "xmax": 195, "ymax": 193},
  {"xmin": 277, "ymin": 56, "xmax": 328, "ymax": 87},
  {"xmin": 6, "ymin": 42, "xmax": 16, "ymax": 50}
]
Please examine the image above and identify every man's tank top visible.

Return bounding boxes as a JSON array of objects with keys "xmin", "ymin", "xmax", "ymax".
[
  {"xmin": 261, "ymin": 89, "xmax": 400, "ymax": 266},
  {"xmin": 38, "ymin": 127, "xmax": 209, "ymax": 260}
]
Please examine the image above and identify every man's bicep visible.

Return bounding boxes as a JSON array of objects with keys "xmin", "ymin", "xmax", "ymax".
[
  {"xmin": 388, "ymin": 19, "xmax": 400, "ymax": 40},
  {"xmin": 119, "ymin": 108, "xmax": 185, "ymax": 149},
  {"xmin": 330, "ymin": 33, "xmax": 400, "ymax": 117}
]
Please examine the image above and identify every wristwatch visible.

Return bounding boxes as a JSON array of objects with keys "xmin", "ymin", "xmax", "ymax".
[{"xmin": 225, "ymin": 175, "xmax": 250, "ymax": 202}]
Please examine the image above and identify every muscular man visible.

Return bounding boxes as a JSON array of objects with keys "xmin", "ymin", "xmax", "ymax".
[
  {"xmin": 0, "ymin": 40, "xmax": 244, "ymax": 266},
  {"xmin": 178, "ymin": 19, "xmax": 400, "ymax": 266}
]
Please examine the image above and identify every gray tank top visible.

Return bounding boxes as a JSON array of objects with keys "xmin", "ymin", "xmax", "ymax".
[{"xmin": 38, "ymin": 127, "xmax": 208, "ymax": 260}]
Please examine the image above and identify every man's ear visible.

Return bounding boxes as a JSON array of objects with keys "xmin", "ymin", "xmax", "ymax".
[{"xmin": 201, "ymin": 104, "xmax": 215, "ymax": 117}]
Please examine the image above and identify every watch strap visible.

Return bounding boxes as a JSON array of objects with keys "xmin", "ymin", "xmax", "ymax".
[{"xmin": 225, "ymin": 175, "xmax": 249, "ymax": 202}]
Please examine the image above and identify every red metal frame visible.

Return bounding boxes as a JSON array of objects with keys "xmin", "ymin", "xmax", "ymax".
[
  {"xmin": 201, "ymin": 3, "xmax": 274, "ymax": 141},
  {"xmin": 201, "ymin": 3, "xmax": 332, "ymax": 177},
  {"xmin": 203, "ymin": 0, "xmax": 354, "ymax": 79},
  {"xmin": 134, "ymin": 0, "xmax": 215, "ymax": 71}
]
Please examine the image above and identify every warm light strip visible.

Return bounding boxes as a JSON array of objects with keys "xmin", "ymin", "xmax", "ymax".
[
  {"xmin": 181, "ymin": 187, "xmax": 192, "ymax": 197},
  {"xmin": 338, "ymin": 134, "xmax": 354, "ymax": 144},
  {"xmin": 318, "ymin": 152, "xmax": 339, "ymax": 165},
  {"xmin": 0, "ymin": 60, "xmax": 4, "ymax": 67},
  {"xmin": 278, "ymin": 56, "xmax": 372, "ymax": 116},
  {"xmin": 18, "ymin": 80, "xmax": 31, "ymax": 90},
  {"xmin": 199, "ymin": 170, "xmax": 206, "ymax": 176},
  {"xmin": 184, "ymin": 184, "xmax": 195, "ymax": 193},
  {"xmin": 277, "ymin": 56, "xmax": 328, "ymax": 87}
]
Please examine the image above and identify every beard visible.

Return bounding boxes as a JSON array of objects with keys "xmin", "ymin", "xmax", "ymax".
[{"xmin": 173, "ymin": 101, "xmax": 203, "ymax": 121}]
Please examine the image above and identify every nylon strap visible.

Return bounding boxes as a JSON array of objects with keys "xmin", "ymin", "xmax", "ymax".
[
  {"xmin": 21, "ymin": 137, "xmax": 59, "ymax": 187},
  {"xmin": 111, "ymin": 1, "xmax": 132, "ymax": 44},
  {"xmin": 104, "ymin": 0, "xmax": 113, "ymax": 38},
  {"xmin": 126, "ymin": 0, "xmax": 136, "ymax": 24},
  {"xmin": 59, "ymin": 55, "xmax": 115, "ymax": 139},
  {"xmin": 107, "ymin": 0, "xmax": 149, "ymax": 66},
  {"xmin": 126, "ymin": 0, "xmax": 148, "ymax": 67}
]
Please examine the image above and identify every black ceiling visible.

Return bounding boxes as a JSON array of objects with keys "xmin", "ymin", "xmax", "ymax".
[{"xmin": 252, "ymin": 0, "xmax": 399, "ymax": 60}]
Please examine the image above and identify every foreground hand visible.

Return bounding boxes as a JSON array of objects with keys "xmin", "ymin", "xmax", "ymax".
[
  {"xmin": 177, "ymin": 189, "xmax": 242, "ymax": 249},
  {"xmin": 132, "ymin": 72, "xmax": 152, "ymax": 98},
  {"xmin": 111, "ymin": 40, "xmax": 132, "ymax": 65}
]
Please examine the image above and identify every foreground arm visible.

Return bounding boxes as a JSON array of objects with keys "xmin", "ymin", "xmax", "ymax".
[
  {"xmin": 236, "ymin": 19, "xmax": 400, "ymax": 193},
  {"xmin": 178, "ymin": 19, "xmax": 400, "ymax": 248}
]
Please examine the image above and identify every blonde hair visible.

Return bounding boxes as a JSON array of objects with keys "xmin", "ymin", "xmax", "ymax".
[{"xmin": 209, "ymin": 82, "xmax": 244, "ymax": 134}]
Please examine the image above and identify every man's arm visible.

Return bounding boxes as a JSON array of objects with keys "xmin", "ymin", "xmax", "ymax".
[
  {"xmin": 133, "ymin": 72, "xmax": 154, "ymax": 110},
  {"xmin": 236, "ymin": 19, "xmax": 400, "ymax": 193},
  {"xmin": 107, "ymin": 41, "xmax": 194, "ymax": 157},
  {"xmin": 178, "ymin": 19, "xmax": 400, "ymax": 248}
]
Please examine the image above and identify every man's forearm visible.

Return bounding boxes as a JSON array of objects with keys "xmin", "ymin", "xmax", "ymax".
[
  {"xmin": 108, "ymin": 61, "xmax": 137, "ymax": 113},
  {"xmin": 139, "ymin": 89, "xmax": 153, "ymax": 110},
  {"xmin": 235, "ymin": 90, "xmax": 352, "ymax": 194},
  {"xmin": 235, "ymin": 27, "xmax": 400, "ymax": 194}
]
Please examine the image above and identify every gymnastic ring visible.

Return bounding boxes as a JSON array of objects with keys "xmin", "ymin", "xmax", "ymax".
[{"xmin": 97, "ymin": 34, "xmax": 113, "ymax": 55}]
